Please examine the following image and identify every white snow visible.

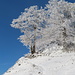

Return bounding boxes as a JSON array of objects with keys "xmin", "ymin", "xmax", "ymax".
[{"xmin": 3, "ymin": 48, "xmax": 75, "ymax": 75}]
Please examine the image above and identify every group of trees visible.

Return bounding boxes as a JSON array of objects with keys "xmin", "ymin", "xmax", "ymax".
[{"xmin": 11, "ymin": 0, "xmax": 75, "ymax": 54}]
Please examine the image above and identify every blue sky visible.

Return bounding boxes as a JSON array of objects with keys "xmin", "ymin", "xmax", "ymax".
[{"xmin": 0, "ymin": 0, "xmax": 74, "ymax": 75}]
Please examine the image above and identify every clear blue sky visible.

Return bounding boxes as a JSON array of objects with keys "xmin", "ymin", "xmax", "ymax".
[{"xmin": 0, "ymin": 0, "xmax": 74, "ymax": 75}]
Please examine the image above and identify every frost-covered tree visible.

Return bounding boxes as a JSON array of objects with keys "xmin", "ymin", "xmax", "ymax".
[
  {"xmin": 11, "ymin": 6, "xmax": 45, "ymax": 54},
  {"xmin": 11, "ymin": 0, "xmax": 75, "ymax": 53},
  {"xmin": 44, "ymin": 0, "xmax": 75, "ymax": 51}
]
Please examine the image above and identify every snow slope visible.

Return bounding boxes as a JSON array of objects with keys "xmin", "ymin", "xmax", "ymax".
[{"xmin": 3, "ymin": 48, "xmax": 75, "ymax": 75}]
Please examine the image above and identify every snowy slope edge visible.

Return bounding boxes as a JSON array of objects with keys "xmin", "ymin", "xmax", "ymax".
[{"xmin": 3, "ymin": 48, "xmax": 75, "ymax": 75}]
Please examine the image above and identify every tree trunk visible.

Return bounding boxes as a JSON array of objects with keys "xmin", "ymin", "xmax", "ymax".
[
  {"xmin": 62, "ymin": 27, "xmax": 67, "ymax": 51},
  {"xmin": 31, "ymin": 43, "xmax": 36, "ymax": 54},
  {"xmin": 31, "ymin": 26, "xmax": 36, "ymax": 54},
  {"xmin": 32, "ymin": 45, "xmax": 36, "ymax": 54}
]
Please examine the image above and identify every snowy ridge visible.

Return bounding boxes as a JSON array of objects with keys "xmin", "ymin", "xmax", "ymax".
[
  {"xmin": 3, "ymin": 48, "xmax": 75, "ymax": 75},
  {"xmin": 3, "ymin": 0, "xmax": 75, "ymax": 75}
]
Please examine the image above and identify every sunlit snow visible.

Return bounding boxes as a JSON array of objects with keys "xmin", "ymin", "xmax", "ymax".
[{"xmin": 3, "ymin": 48, "xmax": 75, "ymax": 75}]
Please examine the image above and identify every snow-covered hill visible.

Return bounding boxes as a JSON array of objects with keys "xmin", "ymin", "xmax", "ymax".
[
  {"xmin": 3, "ymin": 48, "xmax": 75, "ymax": 75},
  {"xmin": 3, "ymin": 0, "xmax": 75, "ymax": 75}
]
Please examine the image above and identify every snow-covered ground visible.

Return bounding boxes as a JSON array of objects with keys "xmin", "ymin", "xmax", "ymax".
[{"xmin": 3, "ymin": 48, "xmax": 75, "ymax": 75}]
